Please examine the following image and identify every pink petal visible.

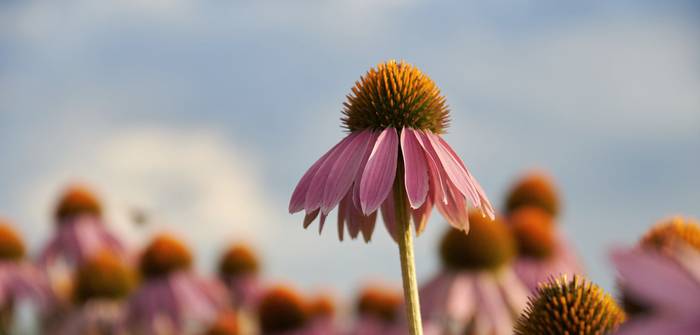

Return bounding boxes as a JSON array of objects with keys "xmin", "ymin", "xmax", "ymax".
[
  {"xmin": 422, "ymin": 132, "xmax": 481, "ymax": 208},
  {"xmin": 321, "ymin": 130, "xmax": 378, "ymax": 214},
  {"xmin": 303, "ymin": 209, "xmax": 320, "ymax": 229},
  {"xmin": 359, "ymin": 128, "xmax": 399, "ymax": 215},
  {"xmin": 401, "ymin": 128, "xmax": 429, "ymax": 209},
  {"xmin": 435, "ymin": 135, "xmax": 495, "ymax": 219},
  {"xmin": 616, "ymin": 317, "xmax": 700, "ymax": 335},
  {"xmin": 337, "ymin": 193, "xmax": 350, "ymax": 241},
  {"xmin": 380, "ymin": 189, "xmax": 398, "ymax": 243},
  {"xmin": 474, "ymin": 274, "xmax": 513, "ymax": 335},
  {"xmin": 413, "ymin": 131, "xmax": 448, "ymax": 205},
  {"xmin": 411, "ymin": 188, "xmax": 434, "ymax": 235},
  {"xmin": 346, "ymin": 202, "xmax": 363, "ymax": 239},
  {"xmin": 305, "ymin": 132, "xmax": 360, "ymax": 212},
  {"xmin": 318, "ymin": 213, "xmax": 328, "ymax": 234},
  {"xmin": 431, "ymin": 165, "xmax": 470, "ymax": 231},
  {"xmin": 611, "ymin": 248, "xmax": 700, "ymax": 312},
  {"xmin": 289, "ymin": 135, "xmax": 348, "ymax": 213},
  {"xmin": 360, "ymin": 212, "xmax": 378, "ymax": 243}
]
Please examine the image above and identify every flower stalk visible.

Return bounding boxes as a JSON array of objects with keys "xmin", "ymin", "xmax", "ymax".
[{"xmin": 394, "ymin": 157, "xmax": 423, "ymax": 335}]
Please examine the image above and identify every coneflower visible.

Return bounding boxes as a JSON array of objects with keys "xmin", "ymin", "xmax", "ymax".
[
  {"xmin": 508, "ymin": 207, "xmax": 582, "ymax": 291},
  {"xmin": 54, "ymin": 251, "xmax": 133, "ymax": 335},
  {"xmin": 349, "ymin": 285, "xmax": 403, "ymax": 335},
  {"xmin": 420, "ymin": 212, "xmax": 528, "ymax": 335},
  {"xmin": 257, "ymin": 285, "xmax": 320, "ymax": 335},
  {"xmin": 39, "ymin": 185, "xmax": 126, "ymax": 269},
  {"xmin": 289, "ymin": 60, "xmax": 494, "ymax": 335},
  {"xmin": 612, "ymin": 216, "xmax": 700, "ymax": 334},
  {"xmin": 307, "ymin": 293, "xmax": 337, "ymax": 334},
  {"xmin": 514, "ymin": 275, "xmax": 625, "ymax": 335},
  {"xmin": 0, "ymin": 222, "xmax": 54, "ymax": 332},
  {"xmin": 218, "ymin": 243, "xmax": 262, "ymax": 310},
  {"xmin": 128, "ymin": 234, "xmax": 228, "ymax": 334},
  {"xmin": 505, "ymin": 172, "xmax": 560, "ymax": 217}
]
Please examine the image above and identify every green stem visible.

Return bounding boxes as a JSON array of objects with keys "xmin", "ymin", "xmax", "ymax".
[{"xmin": 394, "ymin": 160, "xmax": 423, "ymax": 335}]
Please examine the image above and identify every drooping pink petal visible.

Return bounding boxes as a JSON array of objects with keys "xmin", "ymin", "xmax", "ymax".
[
  {"xmin": 401, "ymin": 128, "xmax": 429, "ymax": 209},
  {"xmin": 321, "ymin": 130, "xmax": 378, "ymax": 214},
  {"xmin": 346, "ymin": 201, "xmax": 363, "ymax": 240},
  {"xmin": 337, "ymin": 193, "xmax": 351, "ymax": 241},
  {"xmin": 380, "ymin": 189, "xmax": 398, "ymax": 242},
  {"xmin": 611, "ymin": 248, "xmax": 700, "ymax": 312},
  {"xmin": 360, "ymin": 212, "xmax": 378, "ymax": 243},
  {"xmin": 413, "ymin": 131, "xmax": 448, "ymax": 205},
  {"xmin": 289, "ymin": 135, "xmax": 349, "ymax": 213},
  {"xmin": 411, "ymin": 188, "xmax": 434, "ymax": 235},
  {"xmin": 473, "ymin": 274, "xmax": 513, "ymax": 335},
  {"xmin": 435, "ymin": 135, "xmax": 495, "ymax": 219},
  {"xmin": 359, "ymin": 128, "xmax": 399, "ymax": 215},
  {"xmin": 422, "ymin": 132, "xmax": 481, "ymax": 209},
  {"xmin": 318, "ymin": 213, "xmax": 328, "ymax": 234},
  {"xmin": 303, "ymin": 209, "xmax": 320, "ymax": 229},
  {"xmin": 430, "ymin": 164, "xmax": 469, "ymax": 231},
  {"xmin": 305, "ymin": 132, "xmax": 361, "ymax": 212}
]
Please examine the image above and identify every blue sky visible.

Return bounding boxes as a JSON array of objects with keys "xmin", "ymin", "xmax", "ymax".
[{"xmin": 1, "ymin": 0, "xmax": 699, "ymax": 300}]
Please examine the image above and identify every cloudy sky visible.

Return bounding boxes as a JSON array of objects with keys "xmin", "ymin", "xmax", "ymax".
[{"xmin": 1, "ymin": 0, "xmax": 699, "ymax": 300}]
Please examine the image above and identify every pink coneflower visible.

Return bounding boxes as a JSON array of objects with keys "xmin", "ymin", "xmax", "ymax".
[
  {"xmin": 508, "ymin": 207, "xmax": 582, "ymax": 291},
  {"xmin": 257, "ymin": 285, "xmax": 322, "ymax": 335},
  {"xmin": 218, "ymin": 243, "xmax": 263, "ymax": 311},
  {"xmin": 39, "ymin": 185, "xmax": 127, "ymax": 269},
  {"xmin": 289, "ymin": 60, "xmax": 494, "ymax": 335},
  {"xmin": 504, "ymin": 172, "xmax": 560, "ymax": 217},
  {"xmin": 307, "ymin": 293, "xmax": 337, "ymax": 334},
  {"xmin": 128, "ymin": 234, "xmax": 228, "ymax": 335},
  {"xmin": 420, "ymin": 212, "xmax": 528, "ymax": 335},
  {"xmin": 611, "ymin": 217, "xmax": 700, "ymax": 334},
  {"xmin": 0, "ymin": 222, "xmax": 54, "ymax": 332},
  {"xmin": 52, "ymin": 251, "xmax": 133, "ymax": 335},
  {"xmin": 348, "ymin": 285, "xmax": 403, "ymax": 335}
]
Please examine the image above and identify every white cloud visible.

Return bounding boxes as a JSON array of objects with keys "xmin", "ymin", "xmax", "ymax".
[{"xmin": 20, "ymin": 127, "xmax": 274, "ymax": 271}]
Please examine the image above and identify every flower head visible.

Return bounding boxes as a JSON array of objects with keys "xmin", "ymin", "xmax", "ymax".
[
  {"xmin": 290, "ymin": 60, "xmax": 493, "ymax": 241},
  {"xmin": 308, "ymin": 293, "xmax": 335, "ymax": 320},
  {"xmin": 510, "ymin": 207, "xmax": 556, "ymax": 260},
  {"xmin": 139, "ymin": 234, "xmax": 193, "ymax": 279},
  {"xmin": 74, "ymin": 250, "xmax": 133, "ymax": 304},
  {"xmin": 505, "ymin": 172, "xmax": 560, "ymax": 217},
  {"xmin": 439, "ymin": 211, "xmax": 515, "ymax": 272},
  {"xmin": 640, "ymin": 216, "xmax": 700, "ymax": 252},
  {"xmin": 258, "ymin": 286, "xmax": 309, "ymax": 334},
  {"xmin": 0, "ymin": 222, "xmax": 26, "ymax": 262},
  {"xmin": 219, "ymin": 244, "xmax": 260, "ymax": 278},
  {"xmin": 515, "ymin": 275, "xmax": 625, "ymax": 335},
  {"xmin": 55, "ymin": 184, "xmax": 102, "ymax": 222},
  {"xmin": 342, "ymin": 60, "xmax": 449, "ymax": 133},
  {"xmin": 356, "ymin": 286, "xmax": 402, "ymax": 324}
]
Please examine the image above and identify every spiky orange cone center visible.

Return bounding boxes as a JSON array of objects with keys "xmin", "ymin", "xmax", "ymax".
[
  {"xmin": 440, "ymin": 211, "xmax": 516, "ymax": 271},
  {"xmin": 342, "ymin": 60, "xmax": 450, "ymax": 133},
  {"xmin": 258, "ymin": 286, "xmax": 309, "ymax": 333},
  {"xmin": 219, "ymin": 244, "xmax": 259, "ymax": 278},
  {"xmin": 357, "ymin": 287, "xmax": 402, "ymax": 323},
  {"xmin": 640, "ymin": 217, "xmax": 700, "ymax": 252},
  {"xmin": 510, "ymin": 207, "xmax": 556, "ymax": 260},
  {"xmin": 0, "ymin": 223, "xmax": 25, "ymax": 262},
  {"xmin": 506, "ymin": 173, "xmax": 560, "ymax": 217},
  {"xmin": 55, "ymin": 185, "xmax": 102, "ymax": 223},
  {"xmin": 74, "ymin": 251, "xmax": 133, "ymax": 304},
  {"xmin": 515, "ymin": 275, "xmax": 625, "ymax": 335},
  {"xmin": 139, "ymin": 235, "xmax": 192, "ymax": 279}
]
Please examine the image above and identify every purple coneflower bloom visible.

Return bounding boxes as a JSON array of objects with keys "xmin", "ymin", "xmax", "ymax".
[
  {"xmin": 39, "ymin": 185, "xmax": 127, "ymax": 269},
  {"xmin": 257, "ymin": 285, "xmax": 322, "ymax": 335},
  {"xmin": 289, "ymin": 60, "xmax": 494, "ymax": 241},
  {"xmin": 218, "ymin": 243, "xmax": 263, "ymax": 311},
  {"xmin": 348, "ymin": 285, "xmax": 403, "ymax": 335},
  {"xmin": 612, "ymin": 217, "xmax": 700, "ymax": 334},
  {"xmin": 0, "ymin": 222, "xmax": 54, "ymax": 331},
  {"xmin": 52, "ymin": 251, "xmax": 133, "ymax": 335},
  {"xmin": 307, "ymin": 293, "xmax": 337, "ymax": 334},
  {"xmin": 128, "ymin": 234, "xmax": 228, "ymax": 334},
  {"xmin": 508, "ymin": 207, "xmax": 582, "ymax": 291},
  {"xmin": 420, "ymin": 212, "xmax": 528, "ymax": 335}
]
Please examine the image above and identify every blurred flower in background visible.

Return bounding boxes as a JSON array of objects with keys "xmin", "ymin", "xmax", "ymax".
[
  {"xmin": 349, "ymin": 285, "xmax": 403, "ymax": 335},
  {"xmin": 128, "ymin": 234, "xmax": 228, "ymax": 334},
  {"xmin": 612, "ymin": 217, "xmax": 700, "ymax": 334},
  {"xmin": 0, "ymin": 222, "xmax": 54, "ymax": 333},
  {"xmin": 420, "ymin": 212, "xmax": 527, "ymax": 335},
  {"xmin": 504, "ymin": 172, "xmax": 583, "ymax": 291}
]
